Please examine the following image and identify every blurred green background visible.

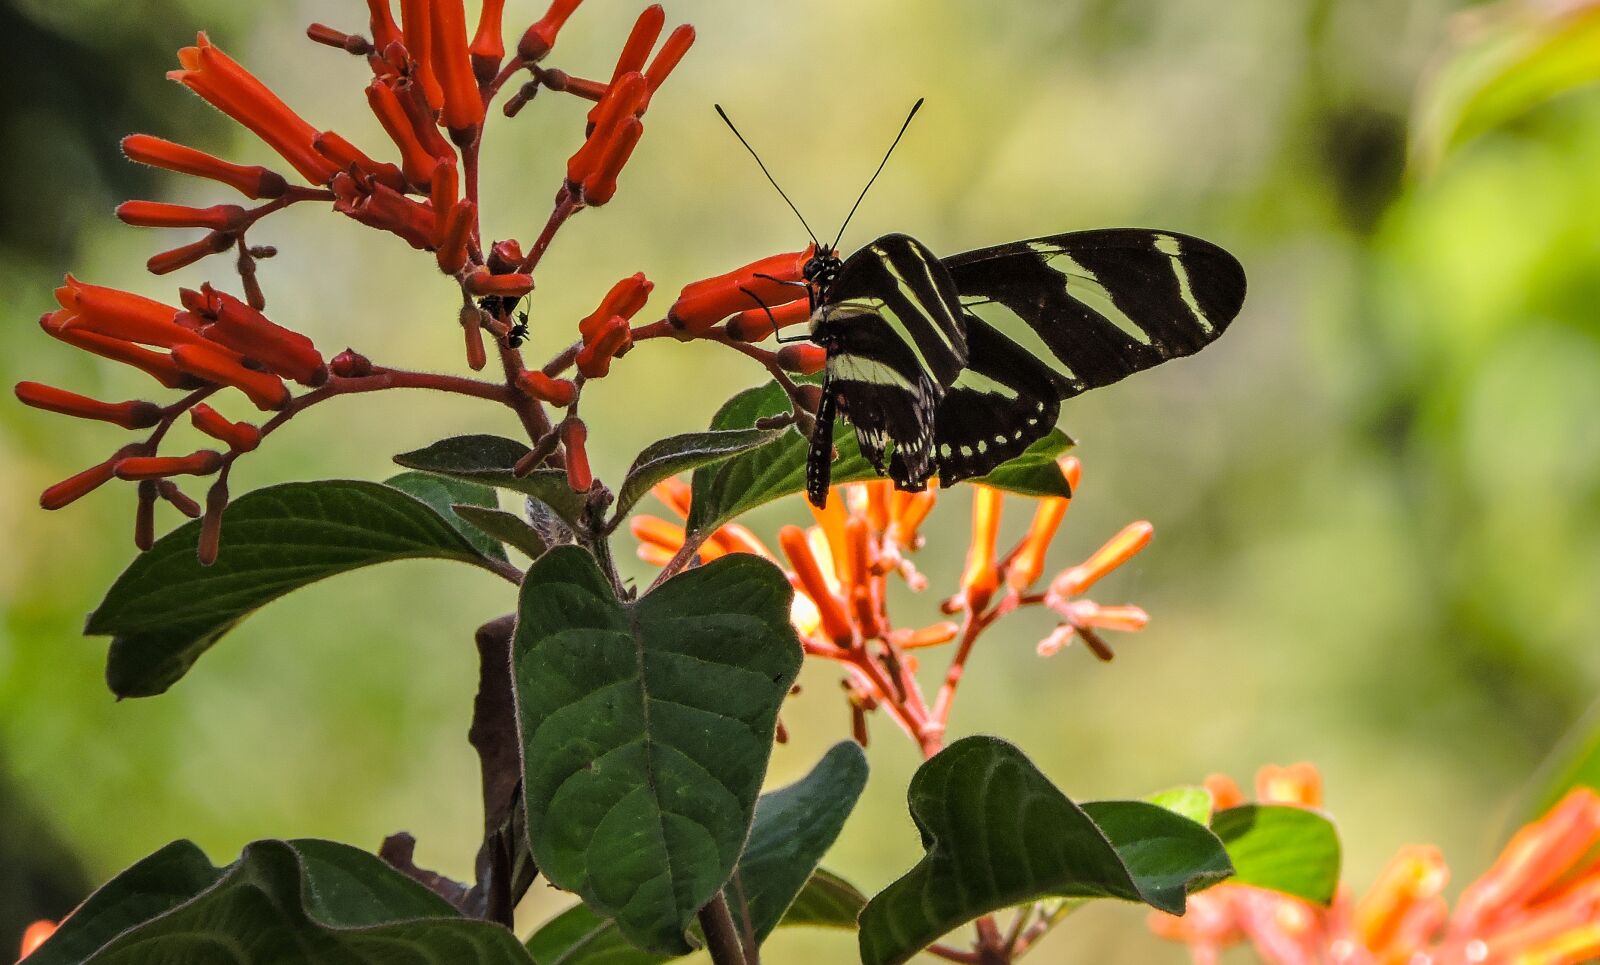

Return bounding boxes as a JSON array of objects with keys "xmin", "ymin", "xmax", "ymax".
[{"xmin": 4, "ymin": 0, "xmax": 1600, "ymax": 961}]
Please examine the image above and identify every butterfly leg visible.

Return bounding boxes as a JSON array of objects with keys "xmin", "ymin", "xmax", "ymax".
[
  {"xmin": 806, "ymin": 376, "xmax": 838, "ymax": 507},
  {"xmin": 749, "ymin": 273, "xmax": 817, "ymax": 345},
  {"xmin": 738, "ymin": 286, "xmax": 812, "ymax": 345}
]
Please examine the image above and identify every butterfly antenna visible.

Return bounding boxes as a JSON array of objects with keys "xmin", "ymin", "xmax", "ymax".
[
  {"xmin": 832, "ymin": 97, "xmax": 924, "ymax": 251},
  {"xmin": 715, "ymin": 104, "xmax": 820, "ymax": 247}
]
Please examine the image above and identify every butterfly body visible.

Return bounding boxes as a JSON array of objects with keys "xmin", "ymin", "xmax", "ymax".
[{"xmin": 799, "ymin": 228, "xmax": 1247, "ymax": 507}]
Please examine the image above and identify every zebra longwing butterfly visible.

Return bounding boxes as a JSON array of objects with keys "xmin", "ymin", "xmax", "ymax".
[{"xmin": 717, "ymin": 102, "xmax": 1248, "ymax": 508}]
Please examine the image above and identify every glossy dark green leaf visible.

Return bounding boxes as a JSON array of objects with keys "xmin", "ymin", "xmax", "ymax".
[
  {"xmin": 515, "ymin": 546, "xmax": 802, "ymax": 954},
  {"xmin": 1211, "ymin": 805, "xmax": 1341, "ymax": 905},
  {"xmin": 968, "ymin": 429, "xmax": 1074, "ymax": 498},
  {"xmin": 26, "ymin": 838, "xmax": 532, "ymax": 964},
  {"xmin": 385, "ymin": 471, "xmax": 508, "ymax": 562},
  {"xmin": 857, "ymin": 737, "xmax": 1232, "ymax": 965},
  {"xmin": 608, "ymin": 427, "xmax": 783, "ymax": 529},
  {"xmin": 453, "ymin": 503, "xmax": 551, "ymax": 560},
  {"xmin": 394, "ymin": 434, "xmax": 588, "ymax": 531},
  {"xmin": 87, "ymin": 480, "xmax": 497, "ymax": 698}
]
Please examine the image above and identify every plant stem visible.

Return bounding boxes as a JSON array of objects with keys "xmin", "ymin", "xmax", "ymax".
[{"xmin": 697, "ymin": 892, "xmax": 748, "ymax": 965}]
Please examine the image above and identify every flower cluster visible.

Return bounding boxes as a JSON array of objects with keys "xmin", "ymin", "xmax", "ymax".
[
  {"xmin": 19, "ymin": 0, "xmax": 702, "ymax": 559},
  {"xmin": 1149, "ymin": 765, "xmax": 1600, "ymax": 965},
  {"xmin": 632, "ymin": 457, "xmax": 1153, "ymax": 755}
]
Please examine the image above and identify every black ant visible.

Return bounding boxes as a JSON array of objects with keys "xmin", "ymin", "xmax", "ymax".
[
  {"xmin": 508, "ymin": 310, "xmax": 529, "ymax": 348},
  {"xmin": 478, "ymin": 294, "xmax": 529, "ymax": 348}
]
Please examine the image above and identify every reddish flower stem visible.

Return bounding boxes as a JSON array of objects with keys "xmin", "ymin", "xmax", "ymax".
[{"xmin": 517, "ymin": 189, "xmax": 581, "ymax": 274}]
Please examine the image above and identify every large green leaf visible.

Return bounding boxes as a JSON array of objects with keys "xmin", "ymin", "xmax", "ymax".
[
  {"xmin": 385, "ymin": 471, "xmax": 509, "ymax": 562},
  {"xmin": 857, "ymin": 737, "xmax": 1232, "ymax": 965},
  {"xmin": 968, "ymin": 429, "xmax": 1074, "ymax": 498},
  {"xmin": 25, "ymin": 838, "xmax": 532, "ymax": 964},
  {"xmin": 524, "ymin": 870, "xmax": 866, "ymax": 965},
  {"xmin": 608, "ymin": 427, "xmax": 783, "ymax": 529},
  {"xmin": 515, "ymin": 547, "xmax": 803, "ymax": 954},
  {"xmin": 453, "ymin": 503, "xmax": 551, "ymax": 560},
  {"xmin": 87, "ymin": 479, "xmax": 498, "ymax": 698},
  {"xmin": 1211, "ymin": 805, "xmax": 1341, "ymax": 905},
  {"xmin": 394, "ymin": 434, "xmax": 588, "ymax": 532}
]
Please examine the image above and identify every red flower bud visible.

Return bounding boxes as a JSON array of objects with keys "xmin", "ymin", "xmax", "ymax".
[
  {"xmin": 55, "ymin": 277, "xmax": 198, "ymax": 348},
  {"xmin": 727, "ymin": 296, "xmax": 811, "ymax": 342},
  {"xmin": 644, "ymin": 23, "xmax": 694, "ymax": 94},
  {"xmin": 332, "ymin": 173, "xmax": 440, "ymax": 250},
  {"xmin": 115, "ymin": 450, "xmax": 225, "ymax": 481},
  {"xmin": 116, "ymin": 200, "xmax": 247, "ymax": 232},
  {"xmin": 517, "ymin": 370, "xmax": 577, "ymax": 407},
  {"xmin": 668, "ymin": 246, "xmax": 814, "ymax": 335},
  {"xmin": 465, "ymin": 269, "xmax": 534, "ymax": 297},
  {"xmin": 40, "ymin": 457, "xmax": 122, "ymax": 511},
  {"xmin": 171, "ymin": 342, "xmax": 291, "ymax": 411},
  {"xmin": 579, "ymin": 116, "xmax": 643, "ymax": 206},
  {"xmin": 121, "ymin": 134, "xmax": 287, "ymax": 199},
  {"xmin": 157, "ymin": 479, "xmax": 203, "ymax": 518},
  {"xmin": 430, "ymin": 0, "xmax": 485, "ymax": 141},
  {"xmin": 313, "ymin": 131, "xmax": 407, "ymax": 191},
  {"xmin": 199, "ymin": 478, "xmax": 228, "ymax": 565},
  {"xmin": 579, "ymin": 272, "xmax": 652, "ymax": 340},
  {"xmin": 560, "ymin": 418, "xmax": 591, "ymax": 492},
  {"xmin": 518, "ymin": 0, "xmax": 584, "ymax": 62},
  {"xmin": 567, "ymin": 72, "xmax": 648, "ymax": 186},
  {"xmin": 487, "ymin": 239, "xmax": 524, "ymax": 273},
  {"xmin": 611, "ymin": 5, "xmax": 664, "ymax": 83},
  {"xmin": 366, "ymin": 81, "xmax": 441, "ymax": 189},
  {"xmin": 576, "ymin": 316, "xmax": 630, "ymax": 378},
  {"xmin": 470, "ymin": 0, "xmax": 506, "ymax": 80},
  {"xmin": 306, "ymin": 23, "xmax": 372, "ymax": 55},
  {"xmin": 168, "ymin": 33, "xmax": 339, "ymax": 184},
  {"xmin": 459, "ymin": 306, "xmax": 487, "ymax": 370},
  {"xmin": 331, "ymin": 347, "xmax": 374, "ymax": 377},
  {"xmin": 15, "ymin": 382, "xmax": 162, "ymax": 429},
  {"xmin": 146, "ymin": 231, "xmax": 235, "ymax": 275},
  {"xmin": 134, "ymin": 479, "xmax": 159, "ymax": 550},
  {"xmin": 430, "ymin": 157, "xmax": 459, "ymax": 214},
  {"xmin": 184, "ymin": 284, "xmax": 327, "ymax": 386},
  {"xmin": 398, "ymin": 0, "xmax": 446, "ymax": 110},
  {"xmin": 435, "ymin": 200, "xmax": 475, "ymax": 274},
  {"xmin": 776, "ymin": 343, "xmax": 826, "ymax": 375},
  {"xmin": 189, "ymin": 403, "xmax": 261, "ymax": 452}
]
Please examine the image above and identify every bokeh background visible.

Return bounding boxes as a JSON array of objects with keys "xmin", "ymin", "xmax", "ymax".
[{"xmin": 4, "ymin": 0, "xmax": 1600, "ymax": 961}]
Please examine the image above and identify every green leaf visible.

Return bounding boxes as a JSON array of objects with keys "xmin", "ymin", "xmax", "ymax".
[
  {"xmin": 524, "ymin": 870, "xmax": 865, "ymax": 965},
  {"xmin": 968, "ymin": 429, "xmax": 1075, "ymax": 498},
  {"xmin": 25, "ymin": 838, "xmax": 532, "ymax": 964},
  {"xmin": 453, "ymin": 503, "xmax": 550, "ymax": 559},
  {"xmin": 515, "ymin": 546, "xmax": 803, "ymax": 955},
  {"xmin": 857, "ymin": 737, "xmax": 1232, "ymax": 965},
  {"xmin": 394, "ymin": 434, "xmax": 588, "ymax": 532},
  {"xmin": 1148, "ymin": 786, "xmax": 1216, "ymax": 825},
  {"xmin": 87, "ymin": 480, "xmax": 497, "ymax": 698},
  {"xmin": 385, "ymin": 471, "xmax": 509, "ymax": 562},
  {"xmin": 1412, "ymin": 4, "xmax": 1600, "ymax": 174},
  {"xmin": 609, "ymin": 427, "xmax": 783, "ymax": 529},
  {"xmin": 1211, "ymin": 805, "xmax": 1341, "ymax": 905},
  {"xmin": 524, "ymin": 741, "xmax": 868, "ymax": 964}
]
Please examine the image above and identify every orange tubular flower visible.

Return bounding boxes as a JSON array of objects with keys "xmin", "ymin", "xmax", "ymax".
[
  {"xmin": 114, "ymin": 450, "xmax": 224, "ymax": 481},
  {"xmin": 611, "ymin": 6, "xmax": 665, "ymax": 81},
  {"xmin": 519, "ymin": 0, "xmax": 584, "ymax": 62},
  {"xmin": 146, "ymin": 231, "xmax": 235, "ymax": 275},
  {"xmin": 957, "ymin": 486, "xmax": 1004, "ymax": 613},
  {"xmin": 668, "ymin": 246, "xmax": 814, "ymax": 335},
  {"xmin": 14, "ymin": 382, "xmax": 161, "ymax": 430},
  {"xmin": 567, "ymin": 73, "xmax": 649, "ymax": 203},
  {"xmin": 189, "ymin": 403, "xmax": 261, "ymax": 452},
  {"xmin": 40, "ymin": 457, "xmax": 124, "ymax": 510},
  {"xmin": 517, "ymin": 370, "xmax": 576, "ymax": 407},
  {"xmin": 727, "ymin": 297, "xmax": 811, "ymax": 342},
  {"xmin": 1007, "ymin": 456, "xmax": 1079, "ymax": 590},
  {"xmin": 398, "ymin": 0, "xmax": 445, "ymax": 110},
  {"xmin": 367, "ymin": 0, "xmax": 404, "ymax": 51},
  {"xmin": 19, "ymin": 920, "xmax": 56, "ymax": 959},
  {"xmin": 331, "ymin": 172, "xmax": 439, "ymax": 250},
  {"xmin": 121, "ymin": 134, "xmax": 287, "ymax": 199},
  {"xmin": 41, "ymin": 312, "xmax": 195, "ymax": 389},
  {"xmin": 579, "ymin": 117, "xmax": 643, "ymax": 205},
  {"xmin": 464, "ymin": 269, "xmax": 534, "ymax": 298},
  {"xmin": 470, "ymin": 0, "xmax": 506, "ymax": 79},
  {"xmin": 430, "ymin": 0, "xmax": 485, "ymax": 140},
  {"xmin": 366, "ymin": 80, "xmax": 442, "ymax": 188},
  {"xmin": 779, "ymin": 524, "xmax": 853, "ymax": 646},
  {"xmin": 644, "ymin": 24, "xmax": 695, "ymax": 94},
  {"xmin": 1051, "ymin": 519, "xmax": 1154, "ymax": 599},
  {"xmin": 579, "ymin": 273, "xmax": 653, "ymax": 340},
  {"xmin": 577, "ymin": 316, "xmax": 631, "ymax": 378},
  {"xmin": 561, "ymin": 418, "xmax": 591, "ymax": 492},
  {"xmin": 179, "ymin": 284, "xmax": 326, "ymax": 386},
  {"xmin": 436, "ymin": 200, "xmax": 475, "ymax": 273},
  {"xmin": 314, "ymin": 132, "xmax": 406, "ymax": 192},
  {"xmin": 55, "ymin": 278, "xmax": 197, "ymax": 348},
  {"xmin": 776, "ymin": 343, "xmax": 826, "ymax": 375},
  {"xmin": 171, "ymin": 342, "xmax": 290, "ymax": 411},
  {"xmin": 116, "ymin": 200, "xmax": 247, "ymax": 232},
  {"xmin": 169, "ymin": 33, "xmax": 338, "ymax": 184}
]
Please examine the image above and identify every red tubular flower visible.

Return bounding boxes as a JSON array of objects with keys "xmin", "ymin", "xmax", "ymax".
[
  {"xmin": 518, "ymin": 0, "xmax": 584, "ymax": 62},
  {"xmin": 14, "ymin": 382, "xmax": 162, "ymax": 429},
  {"xmin": 180, "ymin": 283, "xmax": 327, "ymax": 386},
  {"xmin": 887, "ymin": 489, "xmax": 936, "ymax": 549},
  {"xmin": 332, "ymin": 172, "xmax": 440, "ymax": 250},
  {"xmin": 398, "ymin": 0, "xmax": 445, "ymax": 110},
  {"xmin": 470, "ymin": 0, "xmax": 506, "ymax": 80},
  {"xmin": 465, "ymin": 269, "xmax": 534, "ymax": 297},
  {"xmin": 566, "ymin": 73, "xmax": 648, "ymax": 197},
  {"xmin": 146, "ymin": 231, "xmax": 235, "ymax": 275},
  {"xmin": 668, "ymin": 246, "xmax": 814, "ymax": 335},
  {"xmin": 517, "ymin": 370, "xmax": 577, "ymax": 407},
  {"xmin": 1454, "ymin": 788, "xmax": 1600, "ymax": 933},
  {"xmin": 727, "ymin": 297, "xmax": 811, "ymax": 342},
  {"xmin": 429, "ymin": 157, "xmax": 459, "ymax": 213},
  {"xmin": 366, "ymin": 80, "xmax": 442, "ymax": 188},
  {"xmin": 579, "ymin": 117, "xmax": 643, "ymax": 206},
  {"xmin": 169, "ymin": 33, "xmax": 339, "ymax": 184},
  {"xmin": 114, "ymin": 450, "xmax": 224, "ymax": 481},
  {"xmin": 189, "ymin": 403, "xmax": 261, "ymax": 452},
  {"xmin": 611, "ymin": 5, "xmax": 665, "ymax": 82},
  {"xmin": 41, "ymin": 311, "xmax": 195, "ymax": 389},
  {"xmin": 116, "ymin": 200, "xmax": 247, "ymax": 232},
  {"xmin": 40, "ymin": 456, "xmax": 122, "ymax": 510},
  {"xmin": 313, "ymin": 131, "xmax": 407, "ymax": 191},
  {"xmin": 435, "ymin": 200, "xmax": 475, "ymax": 274},
  {"xmin": 561, "ymin": 418, "xmax": 591, "ymax": 491},
  {"xmin": 121, "ymin": 134, "xmax": 287, "ymax": 199},
  {"xmin": 644, "ymin": 23, "xmax": 694, "ymax": 94},
  {"xmin": 776, "ymin": 343, "xmax": 826, "ymax": 375},
  {"xmin": 171, "ymin": 343, "xmax": 290, "ymax": 411},
  {"xmin": 429, "ymin": 0, "xmax": 485, "ymax": 141},
  {"xmin": 576, "ymin": 316, "xmax": 631, "ymax": 378},
  {"xmin": 367, "ymin": 0, "xmax": 403, "ymax": 52},
  {"xmin": 306, "ymin": 24, "xmax": 372, "ymax": 55},
  {"xmin": 55, "ymin": 278, "xmax": 196, "ymax": 348},
  {"xmin": 578, "ymin": 272, "xmax": 652, "ymax": 340}
]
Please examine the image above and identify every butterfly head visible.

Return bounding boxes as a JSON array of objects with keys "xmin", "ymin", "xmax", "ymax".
[{"xmin": 803, "ymin": 247, "xmax": 843, "ymax": 296}]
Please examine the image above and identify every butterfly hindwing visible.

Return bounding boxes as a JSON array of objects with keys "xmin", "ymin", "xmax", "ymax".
[{"xmin": 932, "ymin": 314, "xmax": 1065, "ymax": 485}]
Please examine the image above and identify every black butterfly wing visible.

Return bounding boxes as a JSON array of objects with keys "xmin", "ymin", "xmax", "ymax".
[
  {"xmin": 809, "ymin": 234, "xmax": 969, "ymax": 502},
  {"xmin": 931, "ymin": 228, "xmax": 1246, "ymax": 483}
]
